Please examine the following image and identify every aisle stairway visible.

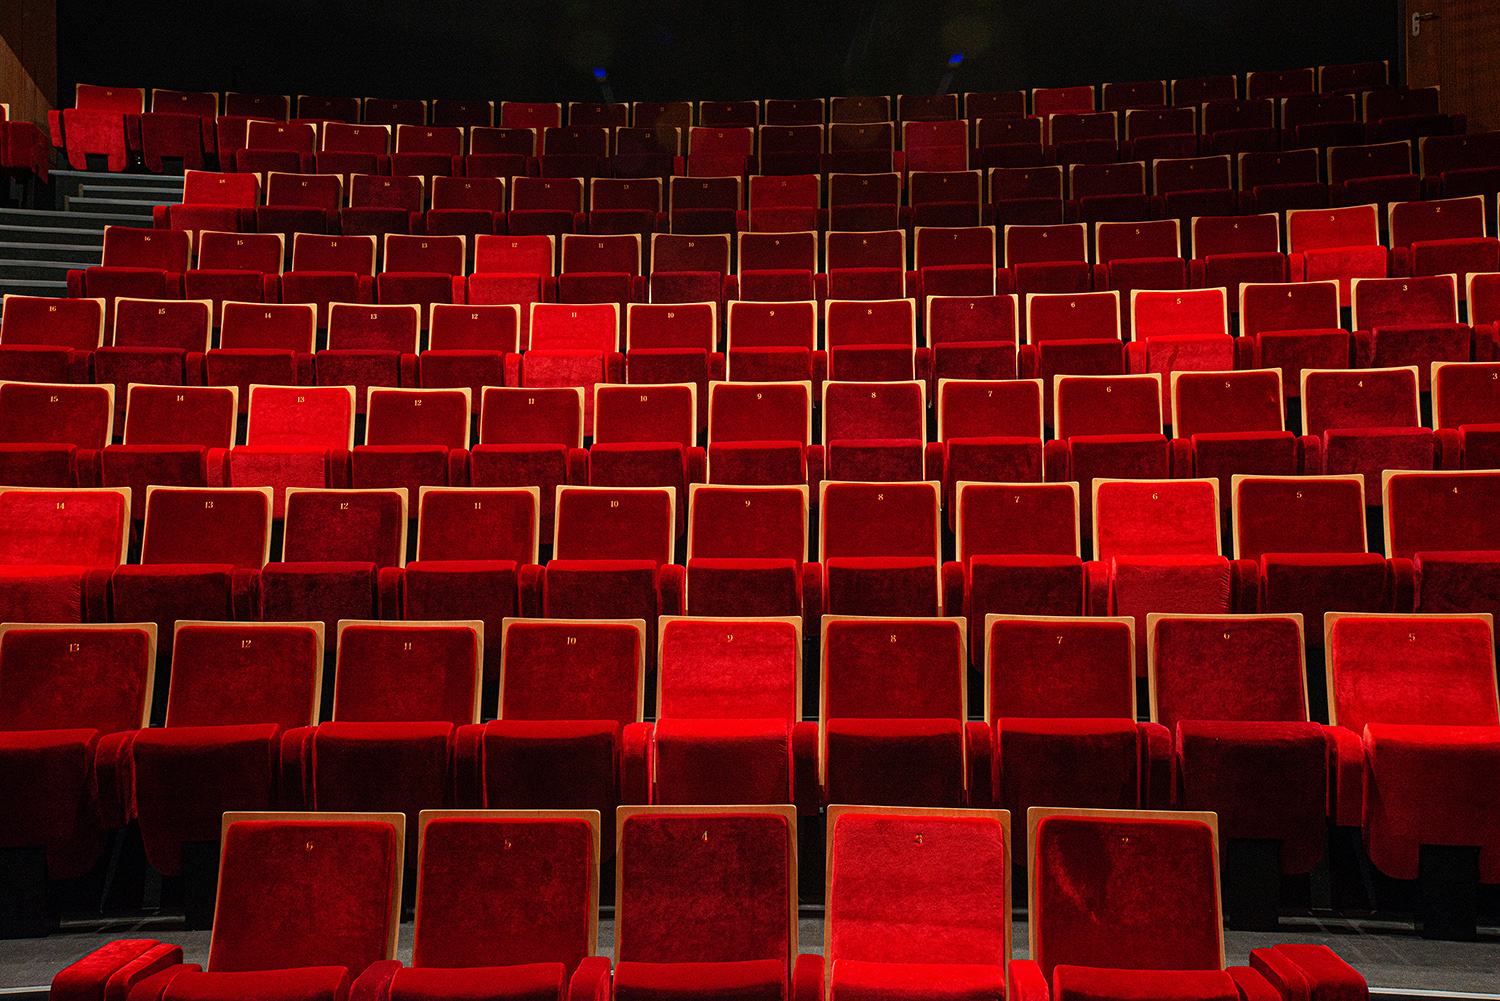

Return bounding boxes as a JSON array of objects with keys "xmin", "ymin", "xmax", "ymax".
[{"xmin": 0, "ymin": 171, "xmax": 182, "ymax": 298}]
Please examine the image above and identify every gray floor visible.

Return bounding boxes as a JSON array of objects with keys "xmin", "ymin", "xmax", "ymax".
[{"xmin": 4, "ymin": 913, "xmax": 1498, "ymax": 995}]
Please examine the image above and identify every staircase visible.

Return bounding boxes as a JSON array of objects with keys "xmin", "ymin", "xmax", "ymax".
[{"xmin": 0, "ymin": 171, "xmax": 183, "ymax": 298}]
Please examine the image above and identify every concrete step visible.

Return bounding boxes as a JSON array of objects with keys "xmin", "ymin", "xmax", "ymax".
[
  {"xmin": 0, "ymin": 260, "xmax": 93, "ymax": 282},
  {"xmin": 77, "ymin": 184, "xmax": 181, "ymax": 204},
  {"xmin": 0, "ymin": 279, "xmax": 69, "ymax": 297},
  {"xmin": 0, "ymin": 223, "xmax": 107, "ymax": 246},
  {"xmin": 0, "ymin": 206, "xmax": 129, "ymax": 229},
  {"xmin": 0, "ymin": 241, "xmax": 103, "ymax": 263},
  {"xmin": 49, "ymin": 169, "xmax": 184, "ymax": 204},
  {"xmin": 64, "ymin": 197, "xmax": 158, "ymax": 216}
]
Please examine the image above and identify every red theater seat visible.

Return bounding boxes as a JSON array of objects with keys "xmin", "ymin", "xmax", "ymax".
[
  {"xmin": 186, "ymin": 231, "xmax": 283, "ymax": 327},
  {"xmin": 94, "ymin": 298, "xmax": 212, "ymax": 422},
  {"xmin": 517, "ymin": 303, "xmax": 622, "ymax": 436},
  {"xmin": 825, "ymin": 228, "xmax": 904, "ymax": 302},
  {"xmin": 341, "ymin": 173, "xmax": 423, "ymax": 238},
  {"xmin": 0, "ymin": 293, "xmax": 104, "ymax": 384},
  {"xmin": 1300, "ymin": 366, "xmax": 1439, "ymax": 504},
  {"xmin": 469, "ymin": 386, "xmax": 586, "ymax": 543},
  {"xmin": 1350, "ymin": 274, "xmax": 1473, "ymax": 389},
  {"xmin": 824, "ymin": 299, "xmax": 920, "ymax": 383},
  {"xmin": 154, "ymin": 171, "xmax": 260, "ymax": 255},
  {"xmin": 1238, "ymin": 279, "xmax": 1349, "ymax": 399},
  {"xmin": 282, "ymin": 234, "xmax": 378, "ymax": 329},
  {"xmin": 1287, "ymin": 204, "xmax": 1391, "ymax": 307},
  {"xmin": 353, "ymin": 386, "xmax": 472, "ymax": 498},
  {"xmin": 319, "ymin": 302, "xmax": 421, "ymax": 411},
  {"xmin": 209, "ymin": 302, "xmax": 317, "ymax": 409},
  {"xmin": 1126, "ymin": 287, "xmax": 1234, "ymax": 421},
  {"xmin": 1383, "ymin": 469, "xmax": 1500, "ymax": 616},
  {"xmin": 928, "ymin": 378, "xmax": 1045, "ymax": 520},
  {"xmin": 67, "ymin": 227, "xmax": 190, "ymax": 343},
  {"xmin": 418, "ymin": 302, "xmax": 519, "ymax": 400},
  {"xmin": 102, "ymin": 384, "xmax": 237, "ymax": 518},
  {"xmin": 0, "ymin": 486, "xmax": 129, "ymax": 623},
  {"xmin": 624, "ymin": 302, "xmax": 720, "ymax": 430},
  {"xmin": 1021, "ymin": 292, "xmax": 1126, "ymax": 411},
  {"xmin": 225, "ymin": 384, "xmax": 355, "ymax": 516},
  {"xmin": 0, "ymin": 380, "xmax": 113, "ymax": 487},
  {"xmin": 820, "ymin": 479, "xmax": 942, "ymax": 617},
  {"xmin": 685, "ymin": 483, "xmax": 814, "ymax": 618},
  {"xmin": 724, "ymin": 300, "xmax": 821, "ymax": 390},
  {"xmin": 1003, "ymin": 222, "xmax": 1090, "ymax": 298},
  {"xmin": 705, "ymin": 380, "xmax": 819, "ymax": 488},
  {"xmin": 821, "ymin": 379, "xmax": 926, "ymax": 481},
  {"xmin": 1190, "ymin": 214, "xmax": 1292, "ymax": 314},
  {"xmin": 588, "ymin": 382, "xmax": 702, "ymax": 534},
  {"xmin": 464, "ymin": 233, "xmax": 559, "ymax": 351},
  {"xmin": 1171, "ymin": 368, "xmax": 1299, "ymax": 505}
]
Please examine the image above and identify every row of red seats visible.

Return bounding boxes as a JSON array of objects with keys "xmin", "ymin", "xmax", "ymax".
[{"xmin": 49, "ymin": 807, "xmax": 1370, "ymax": 1000}]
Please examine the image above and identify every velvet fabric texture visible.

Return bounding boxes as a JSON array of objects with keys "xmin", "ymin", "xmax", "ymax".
[
  {"xmin": 1066, "ymin": 436, "xmax": 1172, "ymax": 536},
  {"xmin": 1303, "ymin": 366, "xmax": 1421, "ymax": 436},
  {"xmin": 282, "ymin": 491, "xmax": 406, "ymax": 569},
  {"xmin": 613, "ymin": 960, "xmax": 785, "ymax": 1001},
  {"xmin": 1006, "ymin": 224, "xmax": 1087, "ymax": 268},
  {"xmin": 1433, "ymin": 362, "xmax": 1500, "ymax": 428},
  {"xmin": 616, "ymin": 812, "xmax": 791, "ymax": 982},
  {"xmin": 0, "ymin": 444, "xmax": 75, "ymax": 487},
  {"xmin": 417, "ymin": 489, "xmax": 536, "ymax": 562},
  {"xmin": 1054, "ymin": 376, "xmax": 1160, "ymax": 439},
  {"xmin": 1093, "ymin": 480, "xmax": 1219, "ymax": 561},
  {"xmin": 110, "ymin": 566, "xmax": 236, "ymax": 648},
  {"xmin": 0, "ymin": 728, "xmax": 107, "ymax": 878},
  {"xmin": 0, "ymin": 488, "xmax": 129, "ymax": 567},
  {"xmin": 1051, "ymin": 967, "xmax": 1238, "ymax": 1001},
  {"xmin": 351, "ymin": 447, "xmax": 453, "ymax": 501},
  {"xmin": 208, "ymin": 818, "xmax": 398, "ymax": 974},
  {"xmin": 239, "ymin": 385, "xmax": 347, "ymax": 447},
  {"xmin": 1321, "ymin": 428, "xmax": 1436, "ymax": 506},
  {"xmin": 166, "ymin": 624, "xmax": 321, "ymax": 728},
  {"xmin": 0, "ymin": 294, "xmax": 105, "ymax": 349},
  {"xmin": 689, "ymin": 486, "xmax": 805, "ymax": 565},
  {"xmin": 388, "ymin": 965, "xmax": 563, "ymax": 1001},
  {"xmin": 654, "ymin": 719, "xmax": 792, "ymax": 805},
  {"xmin": 659, "ymin": 618, "xmax": 800, "ymax": 721},
  {"xmin": 1190, "ymin": 434, "xmax": 1298, "ymax": 510},
  {"xmin": 826, "ymin": 557, "xmax": 940, "ymax": 617},
  {"xmin": 0, "ymin": 381, "xmax": 112, "ymax": 449},
  {"xmin": 939, "ymin": 381, "xmax": 1038, "ymax": 441},
  {"xmin": 1032, "ymin": 815, "xmax": 1222, "ymax": 980},
  {"xmin": 0, "ymin": 625, "xmax": 153, "ymax": 734},
  {"xmin": 519, "ymin": 353, "xmax": 611, "ymax": 436},
  {"xmin": 112, "ymin": 297, "xmax": 210, "ymax": 351},
  {"xmin": 121, "ymin": 386, "xmax": 235, "ymax": 448},
  {"xmin": 1261, "ymin": 554, "xmax": 1392, "ymax": 639},
  {"xmin": 403, "ymin": 564, "xmax": 516, "ymax": 680},
  {"xmin": 103, "ymin": 448, "xmax": 210, "ymax": 520},
  {"xmin": 364, "ymin": 391, "xmax": 469, "ymax": 449},
  {"xmin": 988, "ymin": 618, "xmax": 1134, "ymax": 719},
  {"xmin": 1000, "ymin": 718, "xmax": 1142, "ymax": 859},
  {"xmin": 311, "ymin": 722, "xmax": 456, "ymax": 860},
  {"xmin": 542, "ymin": 561, "xmax": 663, "ymax": 622},
  {"xmin": 826, "ymin": 440, "xmax": 925, "ymax": 482},
  {"xmin": 131, "ymin": 723, "xmax": 280, "ymax": 875},
  {"xmin": 469, "ymin": 447, "xmax": 572, "ymax": 545},
  {"xmin": 1385, "ymin": 471, "xmax": 1500, "ymax": 559},
  {"xmin": 412, "ymin": 816, "xmax": 592, "ymax": 971},
  {"xmin": 1109, "ymin": 557, "xmax": 1234, "ymax": 670},
  {"xmin": 707, "ymin": 443, "xmax": 807, "ymax": 487},
  {"xmin": 687, "ymin": 560, "xmax": 801, "ymax": 618},
  {"xmin": 479, "ymin": 722, "xmax": 619, "ymax": 839},
  {"xmin": 827, "ymin": 813, "xmax": 1008, "ymax": 966},
  {"xmin": 957, "ymin": 484, "xmax": 1078, "ymax": 560},
  {"xmin": 824, "ymin": 718, "xmax": 965, "ymax": 806},
  {"xmin": 260, "ymin": 564, "xmax": 381, "ymax": 642},
  {"xmin": 1327, "ymin": 614, "xmax": 1498, "ymax": 736},
  {"xmin": 554, "ymin": 488, "xmax": 674, "ymax": 563},
  {"xmin": 500, "ymin": 620, "xmax": 641, "ymax": 726},
  {"xmin": 162, "ymin": 968, "xmax": 351, "ymax": 1001},
  {"xmin": 1412, "ymin": 552, "xmax": 1500, "ymax": 616},
  {"xmin": 334, "ymin": 623, "xmax": 479, "ymax": 725},
  {"xmin": 965, "ymin": 557, "xmax": 1087, "ymax": 661},
  {"xmin": 1233, "ymin": 476, "xmax": 1366, "ymax": 560},
  {"xmin": 824, "ymin": 618, "xmax": 965, "ymax": 723},
  {"xmin": 823, "ymin": 482, "xmax": 938, "ymax": 561},
  {"xmin": 0, "ymin": 345, "xmax": 81, "ymax": 384},
  {"xmin": 0, "ymin": 568, "xmax": 100, "ymax": 624},
  {"xmin": 824, "ymin": 382, "xmax": 925, "ymax": 443},
  {"xmin": 1027, "ymin": 292, "xmax": 1120, "ymax": 345},
  {"xmin": 829, "ymin": 960, "xmax": 1007, "ymax": 1001}
]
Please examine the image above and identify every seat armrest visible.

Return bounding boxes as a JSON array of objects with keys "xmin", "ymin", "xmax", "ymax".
[
  {"xmin": 792, "ymin": 955, "xmax": 824, "ymax": 1001},
  {"xmin": 792, "ymin": 721, "xmax": 820, "ymax": 817},
  {"xmin": 966, "ymin": 720, "xmax": 994, "ymax": 808},
  {"xmin": 279, "ymin": 726, "xmax": 316, "ymax": 810},
  {"xmin": 1008, "ymin": 960, "xmax": 1049, "ymax": 1001},
  {"xmin": 1322, "ymin": 724, "xmax": 1364, "ymax": 829},
  {"xmin": 1138, "ymin": 721, "xmax": 1173, "ymax": 809},
  {"xmin": 568, "ymin": 956, "xmax": 612, "ymax": 1001},
  {"xmin": 349, "ymin": 960, "xmax": 402, "ymax": 1001},
  {"xmin": 622, "ymin": 721, "xmax": 653, "ymax": 805}
]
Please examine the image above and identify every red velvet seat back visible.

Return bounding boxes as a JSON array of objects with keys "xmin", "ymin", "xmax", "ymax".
[
  {"xmin": 413, "ymin": 813, "xmax": 595, "ymax": 972},
  {"xmin": 396, "ymin": 125, "xmax": 463, "ymax": 155},
  {"xmin": 0, "ymin": 623, "xmax": 154, "ymax": 732},
  {"xmin": 927, "ymin": 295, "xmax": 1018, "ymax": 346},
  {"xmin": 0, "ymin": 487, "xmax": 130, "ymax": 567},
  {"xmin": 1327, "ymin": 141, "xmax": 1411, "ymax": 185},
  {"xmin": 1096, "ymin": 220, "xmax": 1180, "ymax": 265},
  {"xmin": 916, "ymin": 225, "xmax": 997, "ymax": 270},
  {"xmin": 748, "ymin": 174, "xmax": 818, "ymax": 210},
  {"xmin": 651, "ymin": 233, "xmax": 730, "ymax": 275},
  {"xmin": 124, "ymin": 385, "xmax": 236, "ymax": 447},
  {"xmin": 75, "ymin": 83, "xmax": 145, "ymax": 113},
  {"xmin": 1069, "ymin": 162, "xmax": 1145, "ymax": 199},
  {"xmin": 349, "ymin": 173, "xmax": 422, "ymax": 212},
  {"xmin": 826, "ymin": 300, "xmax": 917, "ymax": 350},
  {"xmin": 1004, "ymin": 224, "xmax": 1087, "ymax": 267},
  {"xmin": 384, "ymin": 235, "xmax": 465, "ymax": 277},
  {"xmin": 827, "ymin": 809, "xmax": 1010, "ymax": 967},
  {"xmin": 1031, "ymin": 812, "xmax": 1223, "ymax": 980},
  {"xmin": 113, "ymin": 298, "xmax": 211, "ymax": 351},
  {"xmin": 0, "ymin": 295, "xmax": 105, "ymax": 349},
  {"xmin": 292, "ymin": 234, "xmax": 378, "ymax": 276},
  {"xmin": 416, "ymin": 486, "xmax": 538, "ymax": 564},
  {"xmin": 1432, "ymin": 362, "xmax": 1500, "ymax": 429},
  {"xmin": 1327, "ymin": 613, "xmax": 1499, "ymax": 733},
  {"xmin": 282, "ymin": 488, "xmax": 407, "ymax": 568},
  {"xmin": 1054, "ymin": 374, "xmax": 1160, "ymax": 437},
  {"xmin": 1192, "ymin": 213, "xmax": 1281, "ymax": 259},
  {"xmin": 101, "ymin": 226, "xmax": 192, "ymax": 271},
  {"xmin": 246, "ymin": 385, "xmax": 355, "ymax": 449},
  {"xmin": 957, "ymin": 482, "xmax": 1079, "ymax": 560},
  {"xmin": 208, "ymin": 816, "xmax": 401, "ymax": 975},
  {"xmin": 0, "ymin": 381, "xmax": 112, "ymax": 448},
  {"xmin": 1288, "ymin": 204, "xmax": 1379, "ymax": 253},
  {"xmin": 364, "ymin": 388, "xmax": 469, "ymax": 448},
  {"xmin": 1093, "ymin": 478, "xmax": 1220, "ymax": 560},
  {"xmin": 553, "ymin": 486, "xmax": 674, "ymax": 564},
  {"xmin": 219, "ymin": 302, "xmax": 317, "ymax": 352},
  {"xmin": 529, "ymin": 303, "xmax": 618, "ymax": 353},
  {"xmin": 966, "ymin": 92, "xmax": 1027, "ymax": 120},
  {"xmin": 688, "ymin": 484, "xmax": 807, "ymax": 564},
  {"xmin": 247, "ymin": 120, "xmax": 316, "ymax": 153},
  {"xmin": 1351, "ymin": 274, "xmax": 1457, "ymax": 328},
  {"xmin": 471, "ymin": 127, "xmax": 537, "ymax": 157},
  {"xmin": 475, "ymin": 235, "xmax": 556, "ymax": 276},
  {"xmin": 988, "ymin": 616, "xmax": 1134, "ymax": 719},
  {"xmin": 594, "ymin": 384, "xmax": 694, "ymax": 447},
  {"xmin": 1233, "ymin": 475, "xmax": 1367, "ymax": 560},
  {"xmin": 1239, "ymin": 280, "xmax": 1340, "ymax": 336},
  {"xmin": 432, "ymin": 176, "xmax": 505, "ymax": 212},
  {"xmin": 141, "ymin": 487, "xmax": 272, "ymax": 568},
  {"xmin": 1153, "ymin": 156, "xmax": 1231, "ymax": 195},
  {"xmin": 327, "ymin": 303, "xmax": 420, "ymax": 352},
  {"xmin": 659, "ymin": 617, "xmax": 800, "ymax": 721},
  {"xmin": 1301, "ymin": 366, "xmax": 1419, "ymax": 435},
  {"xmin": 1132, "ymin": 288, "xmax": 1227, "ymax": 341},
  {"xmin": 593, "ymin": 177, "xmax": 663, "ymax": 213},
  {"xmin": 626, "ymin": 303, "xmax": 715, "ymax": 353},
  {"xmin": 726, "ymin": 301, "xmax": 817, "ymax": 350},
  {"xmin": 429, "ymin": 303, "xmax": 519, "ymax": 353},
  {"xmin": 182, "ymin": 171, "xmax": 259, "ymax": 208},
  {"xmin": 616, "ymin": 808, "xmax": 794, "ymax": 974},
  {"xmin": 938, "ymin": 378, "xmax": 1042, "ymax": 442},
  {"xmin": 1034, "ymin": 86, "xmax": 1095, "ymax": 118},
  {"xmin": 223, "ymin": 91, "xmax": 288, "ymax": 119},
  {"xmin": 1172, "ymin": 369, "xmax": 1283, "ymax": 437},
  {"xmin": 1384, "ymin": 470, "xmax": 1500, "ymax": 559},
  {"xmin": 333, "ymin": 621, "xmax": 480, "ymax": 724},
  {"xmin": 166, "ymin": 621, "xmax": 322, "ymax": 729},
  {"xmin": 562, "ymin": 234, "xmax": 642, "ymax": 277},
  {"xmin": 823, "ymin": 380, "xmax": 924, "ymax": 440},
  {"xmin": 1389, "ymin": 196, "xmax": 1486, "ymax": 248},
  {"xmin": 479, "ymin": 386, "xmax": 583, "ymax": 446},
  {"xmin": 323, "ymin": 123, "xmax": 392, "ymax": 154},
  {"xmin": 1150, "ymin": 614, "xmax": 1307, "ymax": 730},
  {"xmin": 822, "ymin": 481, "xmax": 939, "ymax": 560},
  {"xmin": 499, "ymin": 618, "xmax": 644, "ymax": 726},
  {"xmin": 707, "ymin": 382, "xmax": 812, "ymax": 445},
  {"xmin": 1027, "ymin": 292, "xmax": 1120, "ymax": 344},
  {"xmin": 823, "ymin": 617, "xmax": 965, "ymax": 721},
  {"xmin": 741, "ymin": 230, "xmax": 819, "ymax": 272},
  {"xmin": 828, "ymin": 173, "xmax": 901, "ymax": 208},
  {"xmin": 197, "ymin": 231, "xmax": 284, "ymax": 275},
  {"xmin": 513, "ymin": 177, "xmax": 585, "ymax": 212},
  {"xmin": 364, "ymin": 98, "xmax": 427, "ymax": 127},
  {"xmin": 501, "ymin": 102, "xmax": 563, "ymax": 130}
]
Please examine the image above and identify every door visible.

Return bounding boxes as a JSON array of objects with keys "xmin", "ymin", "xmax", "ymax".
[{"xmin": 1406, "ymin": 0, "xmax": 1500, "ymax": 133}]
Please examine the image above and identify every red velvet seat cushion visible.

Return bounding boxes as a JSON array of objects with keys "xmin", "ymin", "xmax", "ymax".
[
  {"xmin": 0, "ymin": 567, "xmax": 96, "ymax": 623},
  {"xmin": 310, "ymin": 722, "xmax": 455, "ymax": 859},
  {"xmin": 653, "ymin": 719, "xmax": 790, "ymax": 805},
  {"xmin": 0, "ymin": 728, "xmax": 104, "ymax": 878},
  {"xmin": 403, "ymin": 562, "xmax": 519, "ymax": 680},
  {"xmin": 1255, "ymin": 330, "xmax": 1350, "ymax": 398},
  {"xmin": 1321, "ymin": 428, "xmax": 1435, "ymax": 505},
  {"xmin": 1363, "ymin": 722, "xmax": 1500, "ymax": 881},
  {"xmin": 829, "ymin": 961, "xmax": 1005, "ymax": 1001},
  {"xmin": 944, "ymin": 438, "xmax": 1043, "ymax": 492},
  {"xmin": 1189, "ymin": 433, "xmax": 1298, "ymax": 505},
  {"xmin": 686, "ymin": 559, "xmax": 801, "ymax": 617},
  {"xmin": 826, "ymin": 557, "xmax": 938, "ymax": 617},
  {"xmin": 998, "ymin": 718, "xmax": 1140, "ymax": 860},
  {"xmin": 131, "ymin": 723, "xmax": 280, "ymax": 876},
  {"xmin": 1412, "ymin": 551, "xmax": 1500, "ymax": 615},
  {"xmin": 965, "ymin": 556, "xmax": 1085, "ymax": 662},
  {"xmin": 1108, "ymin": 556, "xmax": 1234, "ymax": 670},
  {"xmin": 390, "ymin": 966, "xmax": 564, "ymax": 1001},
  {"xmin": 260, "ymin": 563, "xmax": 380, "ymax": 638},
  {"xmin": 351, "ymin": 446, "xmax": 451, "ymax": 498},
  {"xmin": 826, "ymin": 439, "xmax": 925, "ymax": 482},
  {"xmin": 481, "ymin": 722, "xmax": 619, "ymax": 847},
  {"xmin": 824, "ymin": 718, "xmax": 964, "ymax": 807},
  {"xmin": 706, "ymin": 443, "xmax": 806, "ymax": 486},
  {"xmin": 109, "ymin": 565, "xmax": 237, "ymax": 651},
  {"xmin": 1259, "ymin": 554, "xmax": 1390, "ymax": 639},
  {"xmin": 1175, "ymin": 720, "xmax": 1328, "ymax": 874},
  {"xmin": 612, "ymin": 960, "xmax": 785, "ymax": 1001},
  {"xmin": 162, "ymin": 968, "xmax": 352, "ymax": 1001},
  {"xmin": 470, "ymin": 445, "xmax": 571, "ymax": 542},
  {"xmin": 1051, "ymin": 967, "xmax": 1239, "ymax": 1001},
  {"xmin": 542, "ymin": 560, "xmax": 660, "ymax": 621}
]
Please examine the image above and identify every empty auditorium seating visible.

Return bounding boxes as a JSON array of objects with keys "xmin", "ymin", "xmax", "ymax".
[
  {"xmin": 928, "ymin": 378, "xmax": 1044, "ymax": 515},
  {"xmin": 515, "ymin": 302, "xmax": 622, "ymax": 435},
  {"xmin": 650, "ymin": 232, "xmax": 735, "ymax": 309},
  {"xmin": 1044, "ymin": 373, "xmax": 1170, "ymax": 530},
  {"xmin": 1384, "ymin": 470, "xmax": 1500, "ymax": 615},
  {"xmin": 153, "ymin": 171, "xmax": 260, "ymax": 252},
  {"xmin": 52, "ymin": 84, "xmax": 144, "ymax": 172},
  {"xmin": 1432, "ymin": 361, "xmax": 1500, "ymax": 468},
  {"xmin": 822, "ymin": 379, "xmax": 926, "ymax": 481},
  {"xmin": 536, "ymin": 484, "xmax": 683, "ymax": 624},
  {"xmin": 1127, "ymin": 287, "xmax": 1234, "ymax": 419},
  {"xmin": 353, "ymin": 386, "xmax": 471, "ymax": 498},
  {"xmin": 281, "ymin": 234, "xmax": 378, "ymax": 328},
  {"xmin": 1003, "ymin": 222, "xmax": 1090, "ymax": 296},
  {"xmin": 341, "ymin": 173, "xmax": 424, "ymax": 238},
  {"xmin": 1238, "ymin": 279, "xmax": 1349, "ymax": 397},
  {"xmin": 588, "ymin": 382, "xmax": 701, "ymax": 533},
  {"xmin": 828, "ymin": 172, "xmax": 902, "ymax": 231},
  {"xmin": 320, "ymin": 302, "xmax": 421, "ymax": 410},
  {"xmin": 623, "ymin": 303, "xmax": 719, "ymax": 428},
  {"xmin": 825, "ymin": 228, "xmax": 904, "ymax": 301},
  {"xmin": 464, "ymin": 234, "xmax": 559, "ymax": 350},
  {"xmin": 376, "ymin": 235, "xmax": 466, "ymax": 328},
  {"xmin": 684, "ymin": 484, "xmax": 815, "ymax": 618},
  {"xmin": 208, "ymin": 301, "xmax": 317, "ymax": 406},
  {"xmin": 101, "ymin": 383, "xmax": 237, "ymax": 516},
  {"xmin": 0, "ymin": 486, "xmax": 130, "ymax": 622},
  {"xmin": 186, "ymin": 231, "xmax": 283, "ymax": 325},
  {"xmin": 1190, "ymin": 213, "xmax": 1292, "ymax": 308},
  {"xmin": 820, "ymin": 479, "xmax": 941, "ymax": 616},
  {"xmin": 470, "ymin": 386, "xmax": 586, "ymax": 542},
  {"xmin": 319, "ymin": 121, "xmax": 392, "ymax": 177},
  {"xmin": 1328, "ymin": 140, "xmax": 1419, "ymax": 209},
  {"xmin": 1389, "ymin": 196, "xmax": 1499, "ymax": 292},
  {"xmin": 66, "ymin": 227, "xmax": 190, "ymax": 341},
  {"xmin": 1300, "ymin": 366, "xmax": 1441, "ymax": 502},
  {"xmin": 1351, "ymin": 274, "xmax": 1472, "ymax": 387},
  {"xmin": 0, "ymin": 380, "xmax": 113, "ymax": 487},
  {"xmin": 1287, "ymin": 203, "xmax": 1391, "ymax": 305},
  {"xmin": 1171, "ymin": 369, "xmax": 1299, "ymax": 503},
  {"xmin": 705, "ymin": 379, "xmax": 819, "ymax": 487},
  {"xmin": 256, "ymin": 172, "xmax": 343, "ymax": 249},
  {"xmin": 0, "ymin": 293, "xmax": 104, "ymax": 384},
  {"xmin": 724, "ymin": 300, "xmax": 821, "ymax": 389},
  {"xmin": 92, "ymin": 296, "xmax": 211, "ymax": 423}
]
